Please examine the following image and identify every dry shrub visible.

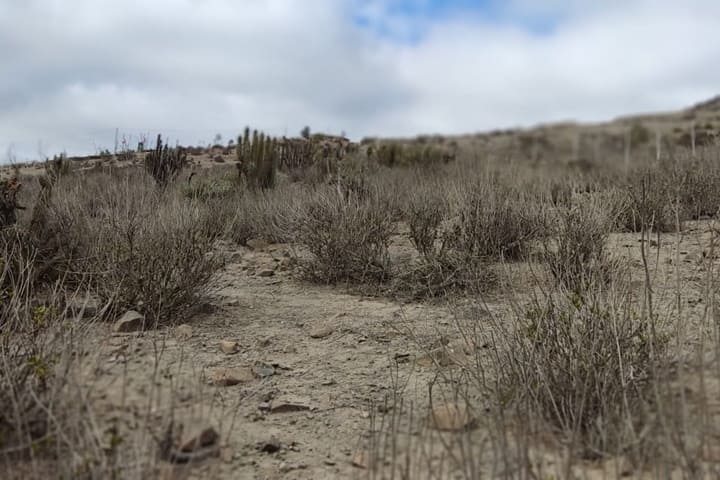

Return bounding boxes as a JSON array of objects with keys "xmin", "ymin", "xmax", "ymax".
[
  {"xmin": 296, "ymin": 189, "xmax": 396, "ymax": 284},
  {"xmin": 543, "ymin": 194, "xmax": 622, "ymax": 293},
  {"xmin": 678, "ymin": 151, "xmax": 720, "ymax": 219},
  {"xmin": 0, "ymin": 229, "xmax": 93, "ymax": 468},
  {"xmin": 449, "ymin": 180, "xmax": 545, "ymax": 261},
  {"xmin": 228, "ymin": 184, "xmax": 309, "ymax": 245},
  {"xmin": 32, "ymin": 170, "xmax": 224, "ymax": 325},
  {"xmin": 396, "ymin": 184, "xmax": 498, "ymax": 298},
  {"xmin": 494, "ymin": 286, "xmax": 666, "ymax": 460},
  {"xmin": 620, "ymin": 167, "xmax": 679, "ymax": 232}
]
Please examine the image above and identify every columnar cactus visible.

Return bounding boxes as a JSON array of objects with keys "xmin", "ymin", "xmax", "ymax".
[
  {"xmin": 236, "ymin": 127, "xmax": 277, "ymax": 190},
  {"xmin": 144, "ymin": 134, "xmax": 188, "ymax": 187}
]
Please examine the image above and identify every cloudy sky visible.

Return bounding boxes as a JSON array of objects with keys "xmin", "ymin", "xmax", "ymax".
[{"xmin": 1, "ymin": 0, "xmax": 719, "ymax": 161}]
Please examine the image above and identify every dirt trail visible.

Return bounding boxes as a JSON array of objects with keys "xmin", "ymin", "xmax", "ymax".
[{"xmin": 81, "ymin": 222, "xmax": 720, "ymax": 479}]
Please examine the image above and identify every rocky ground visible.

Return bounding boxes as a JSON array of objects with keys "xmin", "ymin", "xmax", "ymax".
[{"xmin": 66, "ymin": 220, "xmax": 720, "ymax": 480}]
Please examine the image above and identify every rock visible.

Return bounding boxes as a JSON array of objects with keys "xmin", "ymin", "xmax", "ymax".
[
  {"xmin": 219, "ymin": 340, "xmax": 240, "ymax": 354},
  {"xmin": 219, "ymin": 446, "xmax": 234, "ymax": 463},
  {"xmin": 112, "ymin": 310, "xmax": 145, "ymax": 333},
  {"xmin": 351, "ymin": 450, "xmax": 369, "ymax": 469},
  {"xmin": 428, "ymin": 403, "xmax": 475, "ymax": 431},
  {"xmin": 309, "ymin": 325, "xmax": 334, "ymax": 339},
  {"xmin": 269, "ymin": 395, "xmax": 311, "ymax": 414},
  {"xmin": 277, "ymin": 258, "xmax": 293, "ymax": 271},
  {"xmin": 257, "ymin": 437, "xmax": 281, "ymax": 454},
  {"xmin": 208, "ymin": 367, "xmax": 255, "ymax": 386},
  {"xmin": 256, "ymin": 268, "xmax": 276, "ymax": 277},
  {"xmin": 179, "ymin": 426, "xmax": 219, "ymax": 453},
  {"xmin": 246, "ymin": 238, "xmax": 269, "ymax": 251},
  {"xmin": 175, "ymin": 324, "xmax": 193, "ymax": 340},
  {"xmin": 253, "ymin": 363, "xmax": 275, "ymax": 378}
]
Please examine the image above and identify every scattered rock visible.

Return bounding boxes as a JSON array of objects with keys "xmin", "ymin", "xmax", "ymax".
[
  {"xmin": 257, "ymin": 437, "xmax": 282, "ymax": 454},
  {"xmin": 112, "ymin": 310, "xmax": 145, "ymax": 333},
  {"xmin": 277, "ymin": 258, "xmax": 293, "ymax": 271},
  {"xmin": 280, "ymin": 462, "xmax": 307, "ymax": 473},
  {"xmin": 219, "ymin": 445, "xmax": 234, "ymax": 463},
  {"xmin": 309, "ymin": 325, "xmax": 334, "ymax": 339},
  {"xmin": 428, "ymin": 403, "xmax": 475, "ymax": 431},
  {"xmin": 219, "ymin": 340, "xmax": 240, "ymax": 354},
  {"xmin": 178, "ymin": 427, "xmax": 219, "ymax": 453},
  {"xmin": 351, "ymin": 450, "xmax": 369, "ymax": 469},
  {"xmin": 269, "ymin": 395, "xmax": 312, "ymax": 414},
  {"xmin": 256, "ymin": 268, "xmax": 276, "ymax": 277},
  {"xmin": 175, "ymin": 324, "xmax": 193, "ymax": 340},
  {"xmin": 253, "ymin": 362, "xmax": 275, "ymax": 378},
  {"xmin": 208, "ymin": 367, "xmax": 255, "ymax": 386}
]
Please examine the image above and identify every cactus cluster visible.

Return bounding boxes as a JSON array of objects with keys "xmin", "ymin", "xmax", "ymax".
[
  {"xmin": 144, "ymin": 134, "xmax": 188, "ymax": 187},
  {"xmin": 236, "ymin": 127, "xmax": 277, "ymax": 190}
]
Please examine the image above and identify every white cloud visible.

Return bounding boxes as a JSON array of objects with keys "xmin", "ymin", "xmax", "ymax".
[{"xmin": 1, "ymin": 0, "xmax": 719, "ymax": 160}]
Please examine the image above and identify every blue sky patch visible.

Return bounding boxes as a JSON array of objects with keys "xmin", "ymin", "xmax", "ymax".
[{"xmin": 352, "ymin": 0, "xmax": 560, "ymax": 43}]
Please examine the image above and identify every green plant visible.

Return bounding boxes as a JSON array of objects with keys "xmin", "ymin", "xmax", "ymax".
[{"xmin": 144, "ymin": 134, "xmax": 188, "ymax": 187}]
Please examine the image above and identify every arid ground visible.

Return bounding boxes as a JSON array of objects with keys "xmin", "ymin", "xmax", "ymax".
[{"xmin": 2, "ymin": 97, "xmax": 720, "ymax": 479}]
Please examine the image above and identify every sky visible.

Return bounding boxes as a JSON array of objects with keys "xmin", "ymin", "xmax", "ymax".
[{"xmin": 1, "ymin": 0, "xmax": 719, "ymax": 161}]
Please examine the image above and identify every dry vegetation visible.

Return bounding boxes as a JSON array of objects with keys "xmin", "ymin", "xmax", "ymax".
[{"xmin": 2, "ymin": 102, "xmax": 720, "ymax": 479}]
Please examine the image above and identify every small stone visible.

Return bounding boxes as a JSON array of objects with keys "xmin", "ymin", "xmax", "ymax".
[
  {"xmin": 219, "ymin": 340, "xmax": 239, "ymax": 354},
  {"xmin": 257, "ymin": 268, "xmax": 275, "ymax": 277},
  {"xmin": 269, "ymin": 396, "xmax": 311, "ymax": 414},
  {"xmin": 351, "ymin": 450, "xmax": 369, "ymax": 469},
  {"xmin": 253, "ymin": 363, "xmax": 275, "ymax": 378},
  {"xmin": 309, "ymin": 325, "xmax": 334, "ymax": 339},
  {"xmin": 208, "ymin": 367, "xmax": 254, "ymax": 386},
  {"xmin": 179, "ymin": 427, "xmax": 219, "ymax": 453},
  {"xmin": 175, "ymin": 324, "xmax": 193, "ymax": 340},
  {"xmin": 428, "ymin": 403, "xmax": 475, "ymax": 431},
  {"xmin": 257, "ymin": 437, "xmax": 281, "ymax": 454},
  {"xmin": 112, "ymin": 310, "xmax": 145, "ymax": 333},
  {"xmin": 220, "ymin": 446, "xmax": 234, "ymax": 463}
]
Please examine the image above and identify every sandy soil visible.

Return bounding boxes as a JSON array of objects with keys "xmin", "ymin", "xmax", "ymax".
[{"xmin": 62, "ymin": 218, "xmax": 720, "ymax": 480}]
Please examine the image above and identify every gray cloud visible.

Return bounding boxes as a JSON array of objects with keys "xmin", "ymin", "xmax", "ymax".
[{"xmin": 1, "ymin": 0, "xmax": 719, "ymax": 160}]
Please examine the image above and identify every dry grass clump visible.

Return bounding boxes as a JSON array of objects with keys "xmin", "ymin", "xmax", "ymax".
[
  {"xmin": 492, "ymin": 284, "xmax": 667, "ymax": 461},
  {"xmin": 543, "ymin": 193, "xmax": 622, "ymax": 293},
  {"xmin": 0, "ymin": 229, "xmax": 95, "ymax": 472},
  {"xmin": 449, "ymin": 179, "xmax": 546, "ymax": 261},
  {"xmin": 620, "ymin": 167, "xmax": 680, "ymax": 232},
  {"xmin": 29, "ymin": 169, "xmax": 225, "ymax": 325},
  {"xmin": 296, "ymin": 188, "xmax": 396, "ymax": 284},
  {"xmin": 395, "ymin": 183, "xmax": 498, "ymax": 298}
]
